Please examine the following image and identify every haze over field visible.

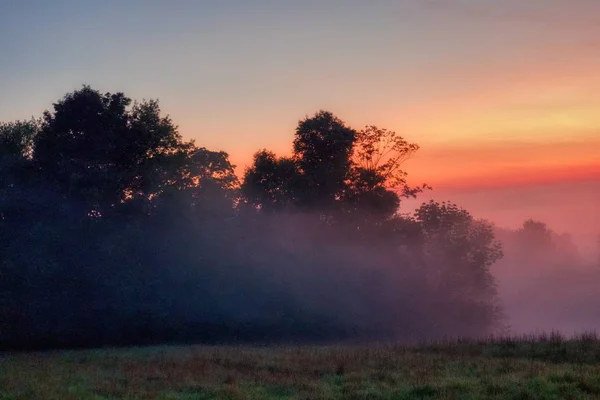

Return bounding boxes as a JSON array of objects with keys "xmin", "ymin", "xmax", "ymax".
[{"xmin": 1, "ymin": 0, "xmax": 599, "ymax": 347}]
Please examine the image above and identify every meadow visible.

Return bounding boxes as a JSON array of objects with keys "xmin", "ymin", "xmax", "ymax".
[{"xmin": 2, "ymin": 333, "xmax": 600, "ymax": 399}]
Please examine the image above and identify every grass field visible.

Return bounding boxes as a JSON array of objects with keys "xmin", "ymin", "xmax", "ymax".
[{"xmin": 2, "ymin": 333, "xmax": 600, "ymax": 399}]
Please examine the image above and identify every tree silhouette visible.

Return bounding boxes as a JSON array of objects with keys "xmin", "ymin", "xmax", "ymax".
[
  {"xmin": 0, "ymin": 119, "xmax": 38, "ymax": 190},
  {"xmin": 0, "ymin": 118, "xmax": 43, "ymax": 225},
  {"xmin": 0, "ymin": 86, "xmax": 508, "ymax": 349},
  {"xmin": 344, "ymin": 125, "xmax": 427, "ymax": 225},
  {"xmin": 0, "ymin": 119, "xmax": 38, "ymax": 160},
  {"xmin": 292, "ymin": 110, "xmax": 356, "ymax": 210},
  {"xmin": 241, "ymin": 150, "xmax": 300, "ymax": 211},
  {"xmin": 34, "ymin": 86, "xmax": 145, "ymax": 213},
  {"xmin": 32, "ymin": 86, "xmax": 238, "ymax": 219},
  {"xmin": 353, "ymin": 125, "xmax": 419, "ymax": 192},
  {"xmin": 242, "ymin": 112, "xmax": 428, "ymax": 226},
  {"xmin": 517, "ymin": 219, "xmax": 554, "ymax": 250}
]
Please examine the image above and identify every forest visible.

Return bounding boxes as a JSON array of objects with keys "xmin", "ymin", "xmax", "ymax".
[{"xmin": 0, "ymin": 86, "xmax": 592, "ymax": 350}]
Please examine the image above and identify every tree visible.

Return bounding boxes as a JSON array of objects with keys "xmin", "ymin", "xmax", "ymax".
[
  {"xmin": 242, "ymin": 113, "xmax": 429, "ymax": 218},
  {"xmin": 240, "ymin": 111, "xmax": 433, "ymax": 235},
  {"xmin": 34, "ymin": 86, "xmax": 135, "ymax": 211},
  {"xmin": 32, "ymin": 85, "xmax": 219, "ymax": 217},
  {"xmin": 0, "ymin": 85, "xmax": 514, "ymax": 348},
  {"xmin": 413, "ymin": 201, "xmax": 504, "ymax": 335},
  {"xmin": 151, "ymin": 144, "xmax": 239, "ymax": 220},
  {"xmin": 517, "ymin": 219, "xmax": 554, "ymax": 250},
  {"xmin": 553, "ymin": 232, "xmax": 582, "ymax": 266},
  {"xmin": 0, "ymin": 119, "xmax": 42, "ymax": 223},
  {"xmin": 241, "ymin": 150, "xmax": 300, "ymax": 211},
  {"xmin": 344, "ymin": 126, "xmax": 427, "ymax": 224},
  {"xmin": 293, "ymin": 110, "xmax": 356, "ymax": 209},
  {"xmin": 353, "ymin": 125, "xmax": 422, "ymax": 195},
  {"xmin": 0, "ymin": 119, "xmax": 39, "ymax": 160}
]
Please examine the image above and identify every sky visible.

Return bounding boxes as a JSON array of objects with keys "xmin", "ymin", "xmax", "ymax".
[{"xmin": 1, "ymin": 0, "xmax": 599, "ymax": 246}]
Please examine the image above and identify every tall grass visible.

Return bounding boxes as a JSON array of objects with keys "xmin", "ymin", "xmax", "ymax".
[{"xmin": 1, "ymin": 332, "xmax": 599, "ymax": 399}]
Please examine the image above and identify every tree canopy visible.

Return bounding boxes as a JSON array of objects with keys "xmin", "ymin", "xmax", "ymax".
[
  {"xmin": 241, "ymin": 111, "xmax": 428, "ymax": 229},
  {"xmin": 0, "ymin": 85, "xmax": 507, "ymax": 350}
]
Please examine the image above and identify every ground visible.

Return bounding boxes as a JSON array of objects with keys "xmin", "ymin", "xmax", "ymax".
[{"xmin": 2, "ymin": 334, "xmax": 600, "ymax": 399}]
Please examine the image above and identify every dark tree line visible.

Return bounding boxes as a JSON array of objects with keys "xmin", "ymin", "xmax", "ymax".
[{"xmin": 1, "ymin": 86, "xmax": 504, "ymax": 350}]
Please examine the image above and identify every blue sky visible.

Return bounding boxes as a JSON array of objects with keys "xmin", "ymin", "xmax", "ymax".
[{"xmin": 1, "ymin": 1, "xmax": 599, "ymax": 160}]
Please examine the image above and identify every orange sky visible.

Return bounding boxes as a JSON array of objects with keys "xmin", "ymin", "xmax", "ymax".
[
  {"xmin": 166, "ymin": 25, "xmax": 600, "ymax": 191},
  {"xmin": 212, "ymin": 61, "xmax": 600, "ymax": 190},
  {"xmin": 396, "ymin": 60, "xmax": 600, "ymax": 189},
  {"xmin": 2, "ymin": 1, "xmax": 599, "ymax": 246}
]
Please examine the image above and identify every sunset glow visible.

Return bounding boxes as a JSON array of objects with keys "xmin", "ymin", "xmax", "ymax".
[
  {"xmin": 1, "ymin": 0, "xmax": 599, "ymax": 237},
  {"xmin": 5, "ymin": 0, "xmax": 600, "ymax": 378}
]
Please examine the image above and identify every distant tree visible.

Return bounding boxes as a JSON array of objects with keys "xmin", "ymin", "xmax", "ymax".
[
  {"xmin": 552, "ymin": 232, "xmax": 582, "ymax": 266},
  {"xmin": 415, "ymin": 201, "xmax": 503, "ymax": 274},
  {"xmin": 414, "ymin": 201, "xmax": 504, "ymax": 335},
  {"xmin": 517, "ymin": 219, "xmax": 554, "ymax": 250}
]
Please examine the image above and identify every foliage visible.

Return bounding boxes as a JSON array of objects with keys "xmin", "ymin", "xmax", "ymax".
[
  {"xmin": 0, "ymin": 85, "xmax": 505, "ymax": 350},
  {"xmin": 410, "ymin": 201, "xmax": 504, "ymax": 335},
  {"xmin": 497, "ymin": 218, "xmax": 584, "ymax": 276},
  {"xmin": 292, "ymin": 110, "xmax": 356, "ymax": 209},
  {"xmin": 0, "ymin": 118, "xmax": 39, "ymax": 160},
  {"xmin": 352, "ymin": 125, "xmax": 427, "ymax": 198},
  {"xmin": 242, "ymin": 114, "xmax": 429, "ymax": 226},
  {"xmin": 32, "ymin": 86, "xmax": 237, "ymax": 218},
  {"xmin": 241, "ymin": 150, "xmax": 300, "ymax": 211}
]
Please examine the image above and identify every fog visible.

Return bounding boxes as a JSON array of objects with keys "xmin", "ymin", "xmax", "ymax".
[
  {"xmin": 1, "ymin": 87, "xmax": 598, "ymax": 351},
  {"xmin": 1, "ymin": 189, "xmax": 505, "ymax": 350},
  {"xmin": 402, "ymin": 178, "xmax": 600, "ymax": 337},
  {"xmin": 3, "ymin": 180, "xmax": 599, "ymax": 351},
  {"xmin": 492, "ymin": 232, "xmax": 600, "ymax": 337}
]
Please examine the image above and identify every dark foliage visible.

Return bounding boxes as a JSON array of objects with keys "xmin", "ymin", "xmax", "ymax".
[{"xmin": 1, "ymin": 86, "xmax": 504, "ymax": 350}]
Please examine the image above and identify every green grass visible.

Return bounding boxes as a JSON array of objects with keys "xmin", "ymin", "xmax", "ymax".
[{"xmin": 2, "ymin": 333, "xmax": 600, "ymax": 399}]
